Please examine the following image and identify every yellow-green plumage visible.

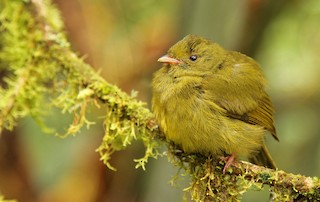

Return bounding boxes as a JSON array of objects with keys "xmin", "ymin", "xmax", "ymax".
[{"xmin": 152, "ymin": 35, "xmax": 278, "ymax": 169}]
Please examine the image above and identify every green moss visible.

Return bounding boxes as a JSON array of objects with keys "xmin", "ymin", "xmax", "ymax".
[{"xmin": 0, "ymin": 0, "xmax": 162, "ymax": 171}]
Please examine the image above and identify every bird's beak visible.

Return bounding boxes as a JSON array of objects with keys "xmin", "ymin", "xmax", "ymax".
[{"xmin": 157, "ymin": 55, "xmax": 181, "ymax": 65}]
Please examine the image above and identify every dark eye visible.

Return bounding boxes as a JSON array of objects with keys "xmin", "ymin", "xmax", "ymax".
[{"xmin": 189, "ymin": 55, "xmax": 197, "ymax": 61}]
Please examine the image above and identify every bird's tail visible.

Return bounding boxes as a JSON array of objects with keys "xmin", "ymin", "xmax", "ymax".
[{"xmin": 249, "ymin": 144, "xmax": 277, "ymax": 169}]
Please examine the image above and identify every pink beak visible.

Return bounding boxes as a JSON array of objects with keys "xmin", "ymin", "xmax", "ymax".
[{"xmin": 157, "ymin": 55, "xmax": 181, "ymax": 65}]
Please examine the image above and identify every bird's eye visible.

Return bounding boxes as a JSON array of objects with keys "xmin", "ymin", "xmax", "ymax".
[{"xmin": 189, "ymin": 55, "xmax": 198, "ymax": 61}]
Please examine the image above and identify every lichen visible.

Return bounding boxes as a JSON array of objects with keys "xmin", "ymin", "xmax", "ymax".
[{"xmin": 0, "ymin": 0, "xmax": 163, "ymax": 172}]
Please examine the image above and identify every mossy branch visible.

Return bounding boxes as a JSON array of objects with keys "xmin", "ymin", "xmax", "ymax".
[
  {"xmin": 0, "ymin": 0, "xmax": 319, "ymax": 201},
  {"xmin": 161, "ymin": 148, "xmax": 320, "ymax": 201}
]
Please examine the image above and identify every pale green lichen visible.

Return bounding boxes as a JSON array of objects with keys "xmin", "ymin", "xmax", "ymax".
[
  {"xmin": 95, "ymin": 86, "xmax": 162, "ymax": 170},
  {"xmin": 0, "ymin": 0, "xmax": 162, "ymax": 171},
  {"xmin": 166, "ymin": 150, "xmax": 320, "ymax": 201}
]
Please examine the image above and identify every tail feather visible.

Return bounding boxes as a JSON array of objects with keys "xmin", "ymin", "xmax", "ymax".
[{"xmin": 249, "ymin": 144, "xmax": 277, "ymax": 169}]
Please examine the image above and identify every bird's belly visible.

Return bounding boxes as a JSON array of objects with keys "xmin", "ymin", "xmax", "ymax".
[
  {"xmin": 164, "ymin": 97, "xmax": 222, "ymax": 154},
  {"xmin": 162, "ymin": 97, "xmax": 265, "ymax": 157}
]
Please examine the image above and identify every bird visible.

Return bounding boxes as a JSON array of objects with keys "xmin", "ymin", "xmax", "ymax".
[{"xmin": 152, "ymin": 34, "xmax": 278, "ymax": 173}]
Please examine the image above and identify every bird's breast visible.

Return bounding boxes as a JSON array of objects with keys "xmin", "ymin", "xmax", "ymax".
[{"xmin": 152, "ymin": 80, "xmax": 223, "ymax": 153}]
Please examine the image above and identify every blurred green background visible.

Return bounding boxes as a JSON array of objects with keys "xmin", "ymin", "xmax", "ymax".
[{"xmin": 1, "ymin": 0, "xmax": 320, "ymax": 201}]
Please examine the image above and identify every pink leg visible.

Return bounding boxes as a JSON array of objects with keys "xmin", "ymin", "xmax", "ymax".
[{"xmin": 222, "ymin": 154, "xmax": 235, "ymax": 174}]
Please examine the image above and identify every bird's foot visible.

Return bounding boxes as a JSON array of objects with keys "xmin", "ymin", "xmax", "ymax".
[{"xmin": 221, "ymin": 154, "xmax": 235, "ymax": 174}]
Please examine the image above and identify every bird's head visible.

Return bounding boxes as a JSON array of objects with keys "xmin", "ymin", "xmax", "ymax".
[{"xmin": 158, "ymin": 34, "xmax": 226, "ymax": 72}]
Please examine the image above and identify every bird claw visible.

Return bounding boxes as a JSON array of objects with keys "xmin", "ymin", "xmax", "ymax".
[{"xmin": 221, "ymin": 154, "xmax": 235, "ymax": 174}]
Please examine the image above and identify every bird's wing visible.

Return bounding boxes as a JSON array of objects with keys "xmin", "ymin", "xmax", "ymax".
[
  {"xmin": 204, "ymin": 54, "xmax": 278, "ymax": 140},
  {"xmin": 247, "ymin": 95, "xmax": 277, "ymax": 138},
  {"xmin": 226, "ymin": 94, "xmax": 278, "ymax": 140}
]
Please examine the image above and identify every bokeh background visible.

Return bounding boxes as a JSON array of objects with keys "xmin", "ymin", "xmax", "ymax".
[{"xmin": 1, "ymin": 0, "xmax": 320, "ymax": 201}]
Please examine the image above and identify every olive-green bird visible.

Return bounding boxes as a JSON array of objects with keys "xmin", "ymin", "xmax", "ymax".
[{"xmin": 152, "ymin": 34, "xmax": 278, "ymax": 173}]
